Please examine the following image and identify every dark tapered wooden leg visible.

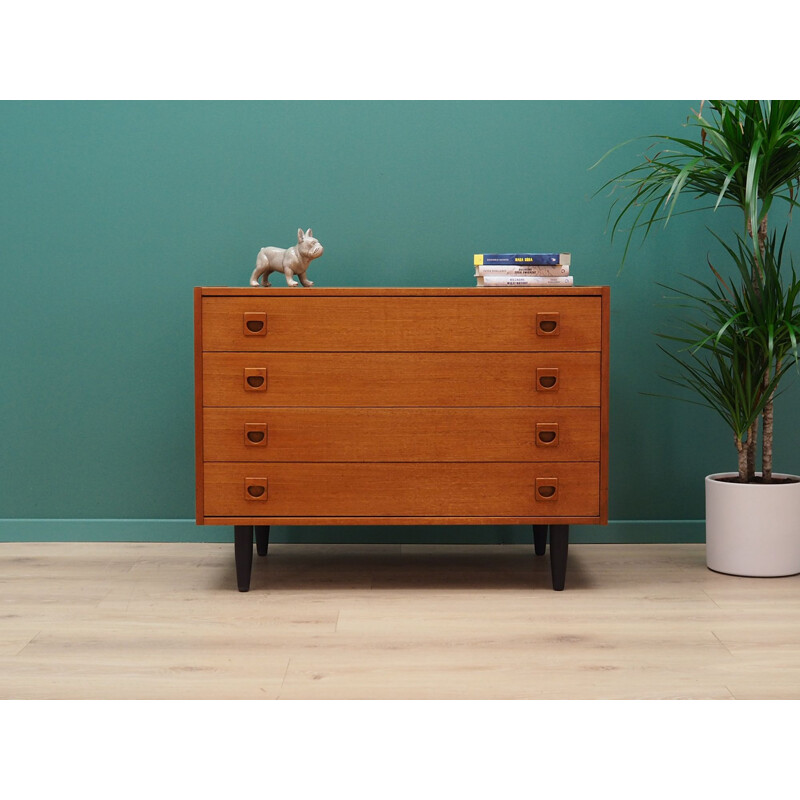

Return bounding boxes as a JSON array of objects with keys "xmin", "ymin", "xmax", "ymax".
[
  {"xmin": 255, "ymin": 525, "xmax": 270, "ymax": 556},
  {"xmin": 549, "ymin": 524, "xmax": 569, "ymax": 591},
  {"xmin": 533, "ymin": 525, "xmax": 548, "ymax": 556},
  {"xmin": 234, "ymin": 525, "xmax": 254, "ymax": 592}
]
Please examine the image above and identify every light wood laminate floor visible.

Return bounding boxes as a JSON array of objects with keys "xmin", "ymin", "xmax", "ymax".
[{"xmin": 1, "ymin": 542, "xmax": 799, "ymax": 699}]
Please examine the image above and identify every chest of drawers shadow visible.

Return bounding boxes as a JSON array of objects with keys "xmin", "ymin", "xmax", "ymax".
[{"xmin": 194, "ymin": 286, "xmax": 610, "ymax": 590}]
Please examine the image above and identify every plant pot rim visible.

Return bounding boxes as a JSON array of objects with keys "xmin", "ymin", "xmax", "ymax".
[{"xmin": 706, "ymin": 472, "xmax": 800, "ymax": 485}]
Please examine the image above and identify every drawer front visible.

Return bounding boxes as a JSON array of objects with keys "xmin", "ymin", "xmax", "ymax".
[
  {"xmin": 203, "ymin": 462, "xmax": 600, "ymax": 518},
  {"xmin": 203, "ymin": 407, "xmax": 601, "ymax": 462},
  {"xmin": 201, "ymin": 296, "xmax": 602, "ymax": 352},
  {"xmin": 202, "ymin": 352, "xmax": 601, "ymax": 407}
]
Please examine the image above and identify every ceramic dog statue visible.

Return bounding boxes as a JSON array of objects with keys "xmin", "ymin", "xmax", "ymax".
[{"xmin": 250, "ymin": 228, "xmax": 324, "ymax": 287}]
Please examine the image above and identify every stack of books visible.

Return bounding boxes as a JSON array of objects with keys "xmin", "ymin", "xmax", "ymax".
[{"xmin": 474, "ymin": 252, "xmax": 573, "ymax": 286}]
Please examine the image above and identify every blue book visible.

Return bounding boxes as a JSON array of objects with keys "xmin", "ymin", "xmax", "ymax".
[{"xmin": 474, "ymin": 252, "xmax": 571, "ymax": 267}]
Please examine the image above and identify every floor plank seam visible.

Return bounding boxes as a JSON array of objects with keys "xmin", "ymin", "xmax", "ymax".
[
  {"xmin": 710, "ymin": 630, "xmax": 734, "ymax": 656},
  {"xmin": 702, "ymin": 589, "xmax": 722, "ymax": 608},
  {"xmin": 15, "ymin": 630, "xmax": 42, "ymax": 657},
  {"xmin": 277, "ymin": 658, "xmax": 291, "ymax": 699}
]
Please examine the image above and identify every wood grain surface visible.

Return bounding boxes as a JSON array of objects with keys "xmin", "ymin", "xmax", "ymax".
[
  {"xmin": 202, "ymin": 461, "xmax": 600, "ymax": 518},
  {"xmin": 201, "ymin": 295, "xmax": 602, "ymax": 352},
  {"xmin": 201, "ymin": 352, "xmax": 601, "ymax": 408},
  {"xmin": 3, "ymin": 542, "xmax": 797, "ymax": 700},
  {"xmin": 202, "ymin": 407, "xmax": 601, "ymax": 462},
  {"xmin": 195, "ymin": 287, "xmax": 609, "ymax": 530}
]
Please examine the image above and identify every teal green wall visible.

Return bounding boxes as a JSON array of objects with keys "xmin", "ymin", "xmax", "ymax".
[{"xmin": 2, "ymin": 101, "xmax": 799, "ymax": 543}]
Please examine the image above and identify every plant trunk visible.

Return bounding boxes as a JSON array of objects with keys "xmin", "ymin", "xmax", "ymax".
[
  {"xmin": 749, "ymin": 215, "xmax": 768, "ymax": 256},
  {"xmin": 763, "ymin": 395, "xmax": 774, "ymax": 481},
  {"xmin": 736, "ymin": 434, "xmax": 748, "ymax": 483},
  {"xmin": 746, "ymin": 419, "xmax": 758, "ymax": 482},
  {"xmin": 762, "ymin": 358, "xmax": 780, "ymax": 482},
  {"xmin": 752, "ymin": 215, "xmax": 771, "ymax": 483}
]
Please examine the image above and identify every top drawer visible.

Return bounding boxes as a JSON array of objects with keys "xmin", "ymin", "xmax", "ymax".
[{"xmin": 201, "ymin": 296, "xmax": 602, "ymax": 352}]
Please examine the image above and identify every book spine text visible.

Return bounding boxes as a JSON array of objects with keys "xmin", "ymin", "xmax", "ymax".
[
  {"xmin": 475, "ymin": 264, "xmax": 570, "ymax": 277},
  {"xmin": 474, "ymin": 253, "xmax": 571, "ymax": 267},
  {"xmin": 477, "ymin": 275, "xmax": 574, "ymax": 287}
]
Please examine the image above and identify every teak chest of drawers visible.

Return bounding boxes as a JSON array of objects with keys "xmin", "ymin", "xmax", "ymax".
[{"xmin": 194, "ymin": 286, "xmax": 610, "ymax": 591}]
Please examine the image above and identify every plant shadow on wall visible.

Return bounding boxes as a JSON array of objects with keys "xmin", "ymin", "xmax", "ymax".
[{"xmin": 594, "ymin": 100, "xmax": 800, "ymax": 577}]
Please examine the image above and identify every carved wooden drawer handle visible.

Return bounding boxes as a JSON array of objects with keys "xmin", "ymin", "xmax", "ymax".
[
  {"xmin": 535, "ymin": 478, "xmax": 559, "ymax": 501},
  {"xmin": 536, "ymin": 312, "xmax": 560, "ymax": 336},
  {"xmin": 243, "ymin": 312, "xmax": 267, "ymax": 335},
  {"xmin": 536, "ymin": 367, "xmax": 559, "ymax": 391},
  {"xmin": 245, "ymin": 478, "xmax": 268, "ymax": 500},
  {"xmin": 536, "ymin": 422, "xmax": 559, "ymax": 447},
  {"xmin": 244, "ymin": 367, "xmax": 267, "ymax": 391},
  {"xmin": 244, "ymin": 423, "xmax": 268, "ymax": 446}
]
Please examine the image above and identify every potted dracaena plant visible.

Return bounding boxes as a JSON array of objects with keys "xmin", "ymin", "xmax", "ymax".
[{"xmin": 594, "ymin": 100, "xmax": 800, "ymax": 576}]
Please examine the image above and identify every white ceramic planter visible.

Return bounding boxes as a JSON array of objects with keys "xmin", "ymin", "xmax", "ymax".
[{"xmin": 705, "ymin": 473, "xmax": 800, "ymax": 577}]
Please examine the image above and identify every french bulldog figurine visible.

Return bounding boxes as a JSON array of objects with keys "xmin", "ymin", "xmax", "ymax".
[{"xmin": 250, "ymin": 228, "xmax": 324, "ymax": 287}]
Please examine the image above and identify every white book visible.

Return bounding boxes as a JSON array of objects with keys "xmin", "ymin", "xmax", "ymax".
[
  {"xmin": 476, "ymin": 275, "xmax": 574, "ymax": 287},
  {"xmin": 475, "ymin": 264, "xmax": 570, "ymax": 277}
]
